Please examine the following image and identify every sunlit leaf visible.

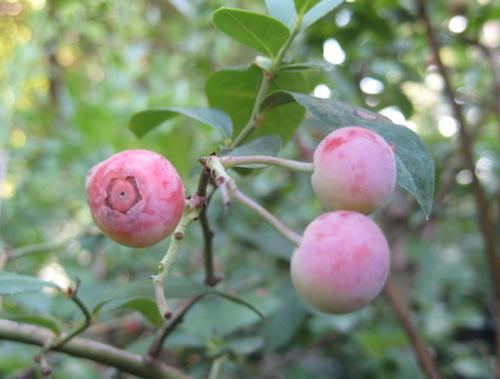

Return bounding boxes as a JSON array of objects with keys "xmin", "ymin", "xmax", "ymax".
[
  {"xmin": 265, "ymin": 0, "xmax": 297, "ymax": 29},
  {"xmin": 302, "ymin": 0, "xmax": 343, "ymax": 29},
  {"xmin": 212, "ymin": 8, "xmax": 290, "ymax": 58},
  {"xmin": 206, "ymin": 65, "xmax": 310, "ymax": 144},
  {"xmin": 0, "ymin": 272, "xmax": 58, "ymax": 295},
  {"xmin": 129, "ymin": 107, "xmax": 233, "ymax": 139}
]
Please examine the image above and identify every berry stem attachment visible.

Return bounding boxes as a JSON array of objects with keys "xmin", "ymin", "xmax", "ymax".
[
  {"xmin": 232, "ymin": 189, "xmax": 302, "ymax": 247},
  {"xmin": 151, "ymin": 197, "xmax": 203, "ymax": 319},
  {"xmin": 201, "ymin": 156, "xmax": 302, "ymax": 247},
  {"xmin": 219, "ymin": 155, "xmax": 314, "ymax": 173}
]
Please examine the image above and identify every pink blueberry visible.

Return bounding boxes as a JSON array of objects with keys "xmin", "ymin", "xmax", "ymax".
[
  {"xmin": 291, "ymin": 211, "xmax": 390, "ymax": 314},
  {"xmin": 86, "ymin": 149, "xmax": 185, "ymax": 248},
  {"xmin": 311, "ymin": 126, "xmax": 396, "ymax": 214}
]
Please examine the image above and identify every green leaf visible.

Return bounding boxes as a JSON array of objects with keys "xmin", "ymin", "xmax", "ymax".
[
  {"xmin": 182, "ymin": 293, "xmax": 276, "ymax": 339},
  {"xmin": 0, "ymin": 272, "xmax": 58, "ymax": 295},
  {"xmin": 109, "ymin": 298, "xmax": 164, "ymax": 327},
  {"xmin": 265, "ymin": 0, "xmax": 297, "ymax": 29},
  {"xmin": 164, "ymin": 277, "xmax": 212, "ymax": 298},
  {"xmin": 206, "ymin": 65, "xmax": 310, "ymax": 144},
  {"xmin": 212, "ymin": 8, "xmax": 290, "ymax": 58},
  {"xmin": 227, "ymin": 336, "xmax": 264, "ymax": 355},
  {"xmin": 7, "ymin": 315, "xmax": 61, "ymax": 335},
  {"xmin": 281, "ymin": 62, "xmax": 324, "ymax": 72},
  {"xmin": 262, "ymin": 283, "xmax": 306, "ymax": 352},
  {"xmin": 92, "ymin": 277, "xmax": 211, "ymax": 316},
  {"xmin": 294, "ymin": 0, "xmax": 320, "ymax": 14},
  {"xmin": 302, "ymin": 0, "xmax": 343, "ymax": 29},
  {"xmin": 212, "ymin": 291, "xmax": 266, "ymax": 322},
  {"xmin": 129, "ymin": 107, "xmax": 233, "ymax": 139},
  {"xmin": 226, "ymin": 135, "xmax": 282, "ymax": 168},
  {"xmin": 261, "ymin": 91, "xmax": 435, "ymax": 218}
]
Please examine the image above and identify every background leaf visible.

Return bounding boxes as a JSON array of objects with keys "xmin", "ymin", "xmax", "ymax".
[
  {"xmin": 212, "ymin": 8, "xmax": 290, "ymax": 58},
  {"xmin": 226, "ymin": 135, "xmax": 282, "ymax": 168},
  {"xmin": 7, "ymin": 315, "xmax": 61, "ymax": 335},
  {"xmin": 213, "ymin": 291, "xmax": 266, "ymax": 321},
  {"xmin": 262, "ymin": 283, "xmax": 307, "ymax": 352},
  {"xmin": 129, "ymin": 107, "xmax": 233, "ymax": 139},
  {"xmin": 92, "ymin": 277, "xmax": 211, "ymax": 315},
  {"xmin": 0, "ymin": 272, "xmax": 58, "ymax": 295},
  {"xmin": 262, "ymin": 91, "xmax": 435, "ymax": 217}
]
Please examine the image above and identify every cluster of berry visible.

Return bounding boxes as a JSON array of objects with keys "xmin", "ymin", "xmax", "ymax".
[
  {"xmin": 293, "ymin": 126, "xmax": 395, "ymax": 314},
  {"xmin": 85, "ymin": 126, "xmax": 396, "ymax": 314}
]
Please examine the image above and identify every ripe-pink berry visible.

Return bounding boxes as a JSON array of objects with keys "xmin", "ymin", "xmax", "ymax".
[
  {"xmin": 311, "ymin": 126, "xmax": 396, "ymax": 214},
  {"xmin": 86, "ymin": 149, "xmax": 185, "ymax": 248},
  {"xmin": 291, "ymin": 211, "xmax": 390, "ymax": 314}
]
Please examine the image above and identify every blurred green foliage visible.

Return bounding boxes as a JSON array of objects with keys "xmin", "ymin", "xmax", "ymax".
[{"xmin": 1, "ymin": 0, "xmax": 499, "ymax": 378}]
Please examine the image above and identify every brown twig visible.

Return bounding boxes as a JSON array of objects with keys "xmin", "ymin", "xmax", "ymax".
[
  {"xmin": 200, "ymin": 210, "xmax": 217, "ymax": 285},
  {"xmin": 384, "ymin": 281, "xmax": 443, "ymax": 379},
  {"xmin": 453, "ymin": 34, "xmax": 500, "ymax": 123},
  {"xmin": 0, "ymin": 319, "xmax": 192, "ymax": 379},
  {"xmin": 196, "ymin": 169, "xmax": 218, "ymax": 286},
  {"xmin": 147, "ymin": 295, "xmax": 204, "ymax": 358},
  {"xmin": 414, "ymin": 1, "xmax": 500, "ymax": 375}
]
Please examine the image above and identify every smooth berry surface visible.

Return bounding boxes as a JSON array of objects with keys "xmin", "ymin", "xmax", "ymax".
[
  {"xmin": 311, "ymin": 126, "xmax": 396, "ymax": 214},
  {"xmin": 291, "ymin": 211, "xmax": 390, "ymax": 314},
  {"xmin": 86, "ymin": 149, "xmax": 185, "ymax": 247}
]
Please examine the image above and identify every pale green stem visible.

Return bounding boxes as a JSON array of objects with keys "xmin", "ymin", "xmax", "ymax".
[
  {"xmin": 208, "ymin": 354, "xmax": 227, "ymax": 379},
  {"xmin": 203, "ymin": 156, "xmax": 302, "ymax": 247},
  {"xmin": 151, "ymin": 203, "xmax": 201, "ymax": 318},
  {"xmin": 229, "ymin": 76, "xmax": 271, "ymax": 149},
  {"xmin": 232, "ymin": 189, "xmax": 302, "ymax": 247},
  {"xmin": 229, "ymin": 20, "xmax": 302, "ymax": 149},
  {"xmin": 220, "ymin": 155, "xmax": 314, "ymax": 174}
]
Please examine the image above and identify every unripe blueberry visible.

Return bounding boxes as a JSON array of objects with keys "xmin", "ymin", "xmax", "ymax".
[
  {"xmin": 311, "ymin": 126, "xmax": 396, "ymax": 214},
  {"xmin": 291, "ymin": 211, "xmax": 390, "ymax": 314},
  {"xmin": 86, "ymin": 149, "xmax": 185, "ymax": 248}
]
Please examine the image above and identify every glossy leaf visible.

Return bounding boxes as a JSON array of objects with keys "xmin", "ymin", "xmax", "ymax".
[
  {"xmin": 0, "ymin": 272, "xmax": 58, "ymax": 295},
  {"xmin": 212, "ymin": 8, "xmax": 290, "ymax": 58},
  {"xmin": 302, "ymin": 0, "xmax": 343, "ymax": 29},
  {"xmin": 261, "ymin": 91, "xmax": 435, "ymax": 217},
  {"xmin": 111, "ymin": 298, "xmax": 164, "ymax": 327},
  {"xmin": 129, "ymin": 107, "xmax": 233, "ymax": 139},
  {"xmin": 265, "ymin": 0, "xmax": 297, "ymax": 29},
  {"xmin": 206, "ymin": 65, "xmax": 310, "ymax": 144}
]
